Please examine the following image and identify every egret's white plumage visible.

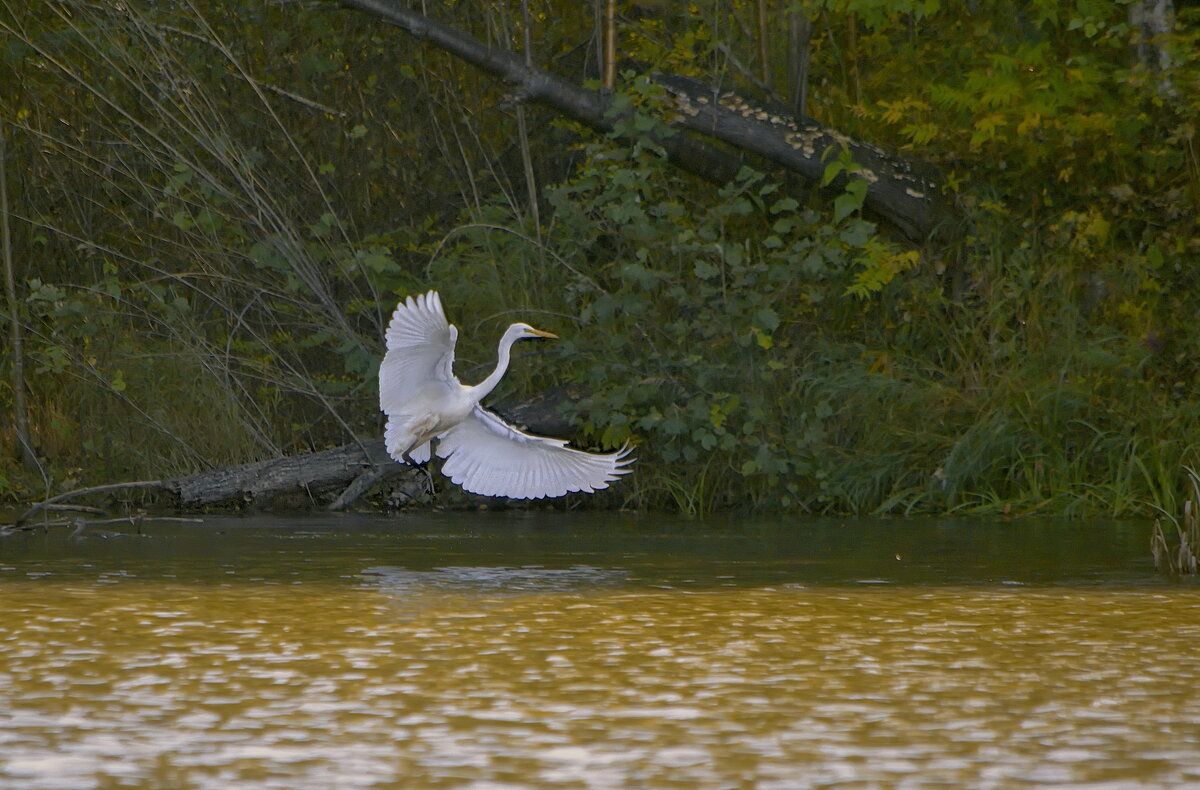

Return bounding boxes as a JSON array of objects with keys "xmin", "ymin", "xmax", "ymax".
[{"xmin": 379, "ymin": 291, "xmax": 633, "ymax": 499}]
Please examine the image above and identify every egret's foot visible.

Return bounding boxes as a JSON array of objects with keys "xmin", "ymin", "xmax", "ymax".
[
  {"xmin": 419, "ymin": 465, "xmax": 435, "ymax": 496},
  {"xmin": 402, "ymin": 453, "xmax": 436, "ymax": 497}
]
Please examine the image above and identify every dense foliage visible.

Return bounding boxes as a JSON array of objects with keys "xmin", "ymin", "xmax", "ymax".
[{"xmin": 1, "ymin": 1, "xmax": 1198, "ymax": 515}]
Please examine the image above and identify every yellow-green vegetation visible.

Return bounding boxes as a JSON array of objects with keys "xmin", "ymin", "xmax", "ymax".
[{"xmin": 1, "ymin": 1, "xmax": 1198, "ymax": 515}]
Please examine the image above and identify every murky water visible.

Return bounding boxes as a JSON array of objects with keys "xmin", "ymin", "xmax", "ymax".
[{"xmin": 2, "ymin": 514, "xmax": 1198, "ymax": 788}]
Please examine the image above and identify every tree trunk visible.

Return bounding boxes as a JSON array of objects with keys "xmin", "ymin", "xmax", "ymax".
[
  {"xmin": 0, "ymin": 125, "xmax": 39, "ymax": 473},
  {"xmin": 1129, "ymin": 0, "xmax": 1176, "ymax": 97},
  {"xmin": 603, "ymin": 0, "xmax": 616, "ymax": 91},
  {"xmin": 756, "ymin": 0, "xmax": 770, "ymax": 88},
  {"xmin": 786, "ymin": 8, "xmax": 812, "ymax": 118},
  {"xmin": 339, "ymin": 0, "xmax": 949, "ymax": 241}
]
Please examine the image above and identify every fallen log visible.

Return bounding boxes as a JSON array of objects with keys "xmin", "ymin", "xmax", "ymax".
[
  {"xmin": 339, "ymin": 0, "xmax": 949, "ymax": 242},
  {"xmin": 169, "ymin": 437, "xmax": 415, "ymax": 510},
  {"xmin": 650, "ymin": 74, "xmax": 944, "ymax": 241},
  {"xmin": 7, "ymin": 389, "xmax": 587, "ymax": 521},
  {"xmin": 9, "ymin": 441, "xmax": 416, "ymax": 524}
]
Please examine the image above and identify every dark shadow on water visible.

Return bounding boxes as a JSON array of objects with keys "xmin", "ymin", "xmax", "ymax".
[{"xmin": 0, "ymin": 511, "xmax": 1181, "ymax": 590}]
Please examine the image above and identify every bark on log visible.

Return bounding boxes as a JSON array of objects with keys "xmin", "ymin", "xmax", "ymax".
[
  {"xmin": 167, "ymin": 438, "xmax": 409, "ymax": 509},
  {"xmin": 339, "ymin": 0, "xmax": 948, "ymax": 241}
]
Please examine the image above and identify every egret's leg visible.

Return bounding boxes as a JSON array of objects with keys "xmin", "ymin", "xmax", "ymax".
[{"xmin": 402, "ymin": 451, "xmax": 436, "ymax": 496}]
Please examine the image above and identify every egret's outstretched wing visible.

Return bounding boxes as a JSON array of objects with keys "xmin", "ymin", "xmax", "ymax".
[
  {"xmin": 379, "ymin": 291, "xmax": 459, "ymax": 413},
  {"xmin": 436, "ymin": 406, "xmax": 634, "ymax": 499}
]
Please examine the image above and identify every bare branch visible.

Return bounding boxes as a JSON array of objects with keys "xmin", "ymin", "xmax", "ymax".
[{"xmin": 16, "ymin": 481, "xmax": 170, "ymax": 525}]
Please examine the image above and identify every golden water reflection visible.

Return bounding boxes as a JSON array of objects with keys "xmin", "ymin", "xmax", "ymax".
[{"xmin": 3, "ymin": 580, "xmax": 1200, "ymax": 788}]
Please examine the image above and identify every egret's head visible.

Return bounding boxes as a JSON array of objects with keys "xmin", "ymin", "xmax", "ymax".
[{"xmin": 511, "ymin": 322, "xmax": 558, "ymax": 341}]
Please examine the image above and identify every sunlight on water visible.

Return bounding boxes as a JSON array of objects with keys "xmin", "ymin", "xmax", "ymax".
[{"xmin": 3, "ymin": 578, "xmax": 1200, "ymax": 789}]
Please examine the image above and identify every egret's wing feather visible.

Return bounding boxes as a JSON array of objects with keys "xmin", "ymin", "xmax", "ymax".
[
  {"xmin": 408, "ymin": 441, "xmax": 431, "ymax": 464},
  {"xmin": 379, "ymin": 291, "xmax": 458, "ymax": 414},
  {"xmin": 436, "ymin": 406, "xmax": 634, "ymax": 499}
]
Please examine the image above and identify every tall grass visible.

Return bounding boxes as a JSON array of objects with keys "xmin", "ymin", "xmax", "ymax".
[
  {"xmin": 0, "ymin": 3, "xmax": 401, "ymax": 488},
  {"xmin": 1152, "ymin": 468, "xmax": 1200, "ymax": 574}
]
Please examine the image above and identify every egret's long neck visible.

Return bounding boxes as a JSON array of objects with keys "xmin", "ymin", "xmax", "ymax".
[{"xmin": 470, "ymin": 326, "xmax": 520, "ymax": 403}]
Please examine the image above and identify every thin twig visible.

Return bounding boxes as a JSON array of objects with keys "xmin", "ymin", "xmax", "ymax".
[
  {"xmin": 2, "ymin": 512, "xmax": 204, "ymax": 538},
  {"xmin": 156, "ymin": 22, "xmax": 349, "ymax": 117},
  {"xmin": 16, "ymin": 481, "xmax": 169, "ymax": 525}
]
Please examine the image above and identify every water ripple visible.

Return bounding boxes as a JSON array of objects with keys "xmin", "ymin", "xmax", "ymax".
[
  {"xmin": 2, "ymin": 584, "xmax": 1200, "ymax": 788},
  {"xmin": 362, "ymin": 564, "xmax": 630, "ymax": 593}
]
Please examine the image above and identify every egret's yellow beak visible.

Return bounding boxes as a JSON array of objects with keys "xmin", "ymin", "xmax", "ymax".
[{"xmin": 531, "ymin": 328, "xmax": 558, "ymax": 339}]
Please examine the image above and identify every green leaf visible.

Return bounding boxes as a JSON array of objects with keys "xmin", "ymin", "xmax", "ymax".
[
  {"xmin": 833, "ymin": 179, "xmax": 868, "ymax": 223},
  {"xmin": 770, "ymin": 197, "xmax": 799, "ymax": 214},
  {"xmin": 833, "ymin": 192, "xmax": 860, "ymax": 223},
  {"xmin": 839, "ymin": 218, "xmax": 874, "ymax": 247},
  {"xmin": 753, "ymin": 307, "xmax": 780, "ymax": 332},
  {"xmin": 309, "ymin": 212, "xmax": 336, "ymax": 239},
  {"xmin": 772, "ymin": 217, "xmax": 797, "ymax": 234},
  {"xmin": 821, "ymin": 158, "xmax": 844, "ymax": 188}
]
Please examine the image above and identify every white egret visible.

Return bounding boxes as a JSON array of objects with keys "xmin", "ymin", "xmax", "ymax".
[{"xmin": 379, "ymin": 291, "xmax": 633, "ymax": 499}]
